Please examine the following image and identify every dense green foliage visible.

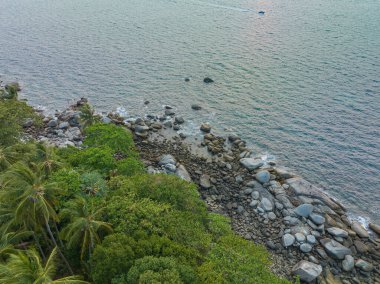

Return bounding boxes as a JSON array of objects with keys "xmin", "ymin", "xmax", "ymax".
[
  {"xmin": 0, "ymin": 96, "xmax": 296, "ymax": 284},
  {"xmin": 0, "ymin": 87, "xmax": 41, "ymax": 146}
]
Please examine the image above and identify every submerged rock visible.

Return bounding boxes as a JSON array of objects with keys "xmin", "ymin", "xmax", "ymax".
[
  {"xmin": 309, "ymin": 213, "xmax": 325, "ymax": 225},
  {"xmin": 203, "ymin": 77, "xmax": 214, "ymax": 83},
  {"xmin": 191, "ymin": 104, "xmax": 202, "ymax": 110},
  {"xmin": 292, "ymin": 260, "xmax": 322, "ymax": 282},
  {"xmin": 200, "ymin": 123, "xmax": 211, "ymax": 133}
]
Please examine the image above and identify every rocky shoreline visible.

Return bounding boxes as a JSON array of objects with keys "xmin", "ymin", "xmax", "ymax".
[{"xmin": 24, "ymin": 98, "xmax": 380, "ymax": 284}]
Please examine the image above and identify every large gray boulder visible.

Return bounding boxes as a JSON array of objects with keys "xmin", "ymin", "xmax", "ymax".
[
  {"xmin": 294, "ymin": 203, "xmax": 314, "ymax": 218},
  {"xmin": 175, "ymin": 165, "xmax": 192, "ymax": 182},
  {"xmin": 286, "ymin": 177, "xmax": 345, "ymax": 213},
  {"xmin": 292, "ymin": 260, "xmax": 322, "ymax": 282},
  {"xmin": 309, "ymin": 213, "xmax": 325, "ymax": 225},
  {"xmin": 274, "ymin": 166, "xmax": 297, "ymax": 179},
  {"xmin": 239, "ymin": 158, "xmax": 263, "ymax": 170},
  {"xmin": 320, "ymin": 238, "xmax": 351, "ymax": 260},
  {"xmin": 255, "ymin": 170, "xmax": 270, "ymax": 184}
]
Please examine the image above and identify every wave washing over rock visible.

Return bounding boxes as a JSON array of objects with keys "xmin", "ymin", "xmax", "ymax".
[{"xmin": 25, "ymin": 98, "xmax": 380, "ymax": 283}]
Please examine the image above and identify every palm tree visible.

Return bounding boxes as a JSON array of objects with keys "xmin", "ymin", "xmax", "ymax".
[
  {"xmin": 79, "ymin": 104, "xmax": 100, "ymax": 128},
  {"xmin": 0, "ymin": 162, "xmax": 73, "ymax": 274},
  {"xmin": 0, "ymin": 247, "xmax": 89, "ymax": 284},
  {"xmin": 60, "ymin": 196, "xmax": 112, "ymax": 260},
  {"xmin": 0, "ymin": 230, "xmax": 32, "ymax": 260},
  {"xmin": 0, "ymin": 145, "xmax": 17, "ymax": 171},
  {"xmin": 35, "ymin": 143, "xmax": 64, "ymax": 178}
]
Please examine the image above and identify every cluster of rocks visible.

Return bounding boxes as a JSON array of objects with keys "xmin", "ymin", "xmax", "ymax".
[
  {"xmin": 132, "ymin": 118, "xmax": 380, "ymax": 284},
  {"xmin": 23, "ymin": 99, "xmax": 88, "ymax": 148},
  {"xmin": 24, "ymin": 98, "xmax": 380, "ymax": 283},
  {"xmin": 147, "ymin": 154, "xmax": 191, "ymax": 183}
]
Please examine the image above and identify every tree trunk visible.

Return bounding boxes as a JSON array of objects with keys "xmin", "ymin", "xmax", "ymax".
[
  {"xmin": 33, "ymin": 233, "xmax": 46, "ymax": 262},
  {"xmin": 45, "ymin": 219, "xmax": 74, "ymax": 275},
  {"xmin": 53, "ymin": 221, "xmax": 65, "ymax": 248}
]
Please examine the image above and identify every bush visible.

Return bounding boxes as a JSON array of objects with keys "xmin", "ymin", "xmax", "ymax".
[
  {"xmin": 69, "ymin": 146, "xmax": 116, "ymax": 175},
  {"xmin": 127, "ymin": 256, "xmax": 197, "ymax": 284},
  {"xmin": 81, "ymin": 171, "xmax": 108, "ymax": 196},
  {"xmin": 49, "ymin": 168, "xmax": 81, "ymax": 199},
  {"xmin": 90, "ymin": 234, "xmax": 137, "ymax": 284},
  {"xmin": 115, "ymin": 158, "xmax": 144, "ymax": 177},
  {"xmin": 110, "ymin": 174, "xmax": 206, "ymax": 214},
  {"xmin": 0, "ymin": 98, "xmax": 41, "ymax": 146},
  {"xmin": 83, "ymin": 123, "xmax": 136, "ymax": 157},
  {"xmin": 198, "ymin": 235, "xmax": 293, "ymax": 284}
]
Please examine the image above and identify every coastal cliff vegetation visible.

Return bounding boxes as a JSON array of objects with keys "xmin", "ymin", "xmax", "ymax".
[{"xmin": 0, "ymin": 86, "xmax": 296, "ymax": 283}]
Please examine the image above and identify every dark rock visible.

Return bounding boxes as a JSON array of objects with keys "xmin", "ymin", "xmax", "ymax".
[
  {"xmin": 175, "ymin": 116, "xmax": 185, "ymax": 124},
  {"xmin": 144, "ymin": 100, "xmax": 150, "ymax": 105},
  {"xmin": 200, "ymin": 123, "xmax": 211, "ymax": 133},
  {"xmin": 191, "ymin": 104, "xmax": 202, "ymax": 110},
  {"xmin": 23, "ymin": 118, "xmax": 33, "ymax": 128},
  {"xmin": 203, "ymin": 77, "xmax": 214, "ymax": 83},
  {"xmin": 184, "ymin": 78, "xmax": 190, "ymax": 82},
  {"xmin": 165, "ymin": 109, "xmax": 175, "ymax": 116},
  {"xmin": 47, "ymin": 120, "xmax": 58, "ymax": 128}
]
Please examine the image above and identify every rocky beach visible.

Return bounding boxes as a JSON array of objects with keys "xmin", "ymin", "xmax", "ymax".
[{"xmin": 21, "ymin": 97, "xmax": 380, "ymax": 284}]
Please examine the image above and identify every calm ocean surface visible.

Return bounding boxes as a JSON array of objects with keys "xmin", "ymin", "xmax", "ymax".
[{"xmin": 1, "ymin": 0, "xmax": 379, "ymax": 222}]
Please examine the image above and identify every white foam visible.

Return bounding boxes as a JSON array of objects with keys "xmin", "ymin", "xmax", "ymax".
[{"xmin": 347, "ymin": 213, "xmax": 370, "ymax": 229}]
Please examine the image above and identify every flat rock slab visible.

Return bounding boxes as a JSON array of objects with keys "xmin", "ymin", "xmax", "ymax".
[
  {"xmin": 327, "ymin": 227, "xmax": 348, "ymax": 238},
  {"xmin": 239, "ymin": 158, "xmax": 264, "ymax": 170},
  {"xmin": 292, "ymin": 260, "xmax": 322, "ymax": 283},
  {"xmin": 294, "ymin": 203, "xmax": 314, "ymax": 217},
  {"xmin": 286, "ymin": 178, "xmax": 345, "ymax": 213},
  {"xmin": 320, "ymin": 238, "xmax": 351, "ymax": 260}
]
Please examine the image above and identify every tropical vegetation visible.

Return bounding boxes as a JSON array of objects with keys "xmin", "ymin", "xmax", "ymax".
[{"xmin": 0, "ymin": 86, "xmax": 297, "ymax": 283}]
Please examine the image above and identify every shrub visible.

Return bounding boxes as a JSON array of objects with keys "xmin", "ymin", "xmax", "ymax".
[
  {"xmin": 115, "ymin": 158, "xmax": 144, "ymax": 177},
  {"xmin": 127, "ymin": 256, "xmax": 197, "ymax": 284},
  {"xmin": 110, "ymin": 174, "xmax": 206, "ymax": 214},
  {"xmin": 0, "ymin": 98, "xmax": 41, "ymax": 146},
  {"xmin": 198, "ymin": 235, "xmax": 293, "ymax": 284},
  {"xmin": 49, "ymin": 168, "xmax": 81, "ymax": 197},
  {"xmin": 83, "ymin": 123, "xmax": 136, "ymax": 157},
  {"xmin": 69, "ymin": 146, "xmax": 116, "ymax": 175},
  {"xmin": 90, "ymin": 234, "xmax": 137, "ymax": 284},
  {"xmin": 81, "ymin": 171, "xmax": 108, "ymax": 196}
]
